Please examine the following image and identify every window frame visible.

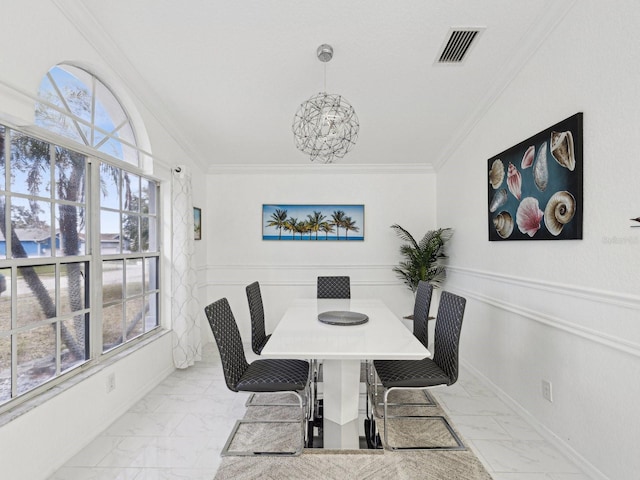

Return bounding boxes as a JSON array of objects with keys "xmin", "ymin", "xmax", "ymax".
[
  {"xmin": 96, "ymin": 161, "xmax": 161, "ymax": 355},
  {"xmin": 36, "ymin": 64, "xmax": 141, "ymax": 167},
  {"xmin": 0, "ymin": 69, "xmax": 163, "ymax": 413}
]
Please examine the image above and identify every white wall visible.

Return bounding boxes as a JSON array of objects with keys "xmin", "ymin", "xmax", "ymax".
[
  {"xmin": 203, "ymin": 168, "xmax": 438, "ymax": 342},
  {"xmin": 0, "ymin": 3, "xmax": 206, "ymax": 479},
  {"xmin": 5, "ymin": 1, "xmax": 638, "ymax": 478},
  {"xmin": 437, "ymin": 2, "xmax": 640, "ymax": 479},
  {"xmin": 0, "ymin": 334, "xmax": 174, "ymax": 480}
]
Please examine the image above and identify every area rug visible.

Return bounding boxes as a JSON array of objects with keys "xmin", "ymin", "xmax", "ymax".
[{"xmin": 214, "ymin": 391, "xmax": 493, "ymax": 480}]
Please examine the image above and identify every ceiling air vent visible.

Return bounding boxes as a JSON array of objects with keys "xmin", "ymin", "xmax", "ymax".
[{"xmin": 436, "ymin": 28, "xmax": 484, "ymax": 64}]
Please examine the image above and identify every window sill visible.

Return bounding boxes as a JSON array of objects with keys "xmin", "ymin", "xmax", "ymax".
[{"xmin": 0, "ymin": 329, "xmax": 171, "ymax": 428}]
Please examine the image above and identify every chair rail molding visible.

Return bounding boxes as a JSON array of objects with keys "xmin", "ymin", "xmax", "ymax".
[
  {"xmin": 446, "ymin": 265, "xmax": 639, "ymax": 309},
  {"xmin": 455, "ymin": 285, "xmax": 640, "ymax": 359},
  {"xmin": 446, "ymin": 265, "xmax": 640, "ymax": 358},
  {"xmin": 207, "ymin": 263, "xmax": 395, "ymax": 270},
  {"xmin": 204, "ymin": 263, "xmax": 399, "ymax": 286}
]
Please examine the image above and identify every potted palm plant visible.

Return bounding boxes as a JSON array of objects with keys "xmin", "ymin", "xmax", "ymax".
[{"xmin": 390, "ymin": 224, "xmax": 453, "ymax": 293}]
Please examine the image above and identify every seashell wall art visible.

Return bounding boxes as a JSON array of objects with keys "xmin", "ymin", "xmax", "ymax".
[{"xmin": 487, "ymin": 113, "xmax": 583, "ymax": 241}]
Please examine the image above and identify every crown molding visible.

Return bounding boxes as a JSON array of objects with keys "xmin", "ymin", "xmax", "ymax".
[
  {"xmin": 433, "ymin": 0, "xmax": 578, "ymax": 171},
  {"xmin": 51, "ymin": 0, "xmax": 208, "ymax": 172},
  {"xmin": 206, "ymin": 163, "xmax": 435, "ymax": 175}
]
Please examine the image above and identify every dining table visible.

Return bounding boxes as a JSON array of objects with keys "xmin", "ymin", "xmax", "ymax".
[{"xmin": 260, "ymin": 297, "xmax": 430, "ymax": 449}]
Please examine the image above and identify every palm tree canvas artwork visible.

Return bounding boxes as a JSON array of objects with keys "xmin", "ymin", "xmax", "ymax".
[{"xmin": 263, "ymin": 204, "xmax": 364, "ymax": 241}]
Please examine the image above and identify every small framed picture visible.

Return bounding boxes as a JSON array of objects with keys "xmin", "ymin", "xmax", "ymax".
[{"xmin": 193, "ymin": 207, "xmax": 202, "ymax": 240}]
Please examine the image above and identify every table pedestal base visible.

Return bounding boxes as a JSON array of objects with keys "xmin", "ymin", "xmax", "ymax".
[
  {"xmin": 323, "ymin": 418, "xmax": 360, "ymax": 449},
  {"xmin": 322, "ymin": 359, "xmax": 361, "ymax": 425}
]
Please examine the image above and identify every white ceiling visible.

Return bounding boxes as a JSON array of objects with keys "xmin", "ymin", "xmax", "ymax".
[{"xmin": 57, "ymin": 1, "xmax": 576, "ymax": 171}]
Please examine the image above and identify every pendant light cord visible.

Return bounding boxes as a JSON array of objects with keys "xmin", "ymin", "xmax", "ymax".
[{"xmin": 323, "ymin": 62, "xmax": 327, "ymax": 93}]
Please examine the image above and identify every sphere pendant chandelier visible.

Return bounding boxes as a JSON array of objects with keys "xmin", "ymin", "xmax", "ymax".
[{"xmin": 292, "ymin": 44, "xmax": 359, "ymax": 163}]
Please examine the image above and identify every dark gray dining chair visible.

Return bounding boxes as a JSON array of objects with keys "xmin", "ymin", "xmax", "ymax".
[
  {"xmin": 412, "ymin": 280, "xmax": 434, "ymax": 348},
  {"xmin": 245, "ymin": 281, "xmax": 299, "ymax": 408},
  {"xmin": 246, "ymin": 281, "xmax": 271, "ymax": 355},
  {"xmin": 410, "ymin": 281, "xmax": 437, "ymax": 407},
  {"xmin": 205, "ymin": 297, "xmax": 311, "ymax": 456},
  {"xmin": 365, "ymin": 280, "xmax": 435, "ymax": 444},
  {"xmin": 317, "ymin": 275, "xmax": 351, "ymax": 299},
  {"xmin": 368, "ymin": 291, "xmax": 467, "ymax": 450},
  {"xmin": 314, "ymin": 275, "xmax": 351, "ymax": 420}
]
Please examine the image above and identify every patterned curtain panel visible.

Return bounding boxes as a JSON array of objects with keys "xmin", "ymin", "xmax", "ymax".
[{"xmin": 171, "ymin": 166, "xmax": 202, "ymax": 368}]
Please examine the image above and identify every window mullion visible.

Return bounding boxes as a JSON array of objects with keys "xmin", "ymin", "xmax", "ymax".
[
  {"xmin": 93, "ymin": 119, "xmax": 128, "ymax": 150},
  {"xmin": 90, "ymin": 76, "xmax": 96, "ymax": 148},
  {"xmin": 89, "ymin": 159, "xmax": 103, "ymax": 357},
  {"xmin": 50, "ymin": 145, "xmax": 56, "ymax": 257},
  {"xmin": 46, "ymin": 73, "xmax": 90, "ymax": 147},
  {"xmin": 10, "ymin": 266, "xmax": 17, "ymax": 399},
  {"xmin": 5, "ymin": 130, "xmax": 12, "ymax": 257},
  {"xmin": 55, "ymin": 265, "xmax": 61, "ymax": 376}
]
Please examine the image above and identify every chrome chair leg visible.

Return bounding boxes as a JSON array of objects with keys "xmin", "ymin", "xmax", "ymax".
[
  {"xmin": 382, "ymin": 387, "xmax": 465, "ymax": 451},
  {"xmin": 368, "ymin": 375, "xmax": 435, "ymax": 418},
  {"xmin": 222, "ymin": 390, "xmax": 308, "ymax": 457},
  {"xmin": 245, "ymin": 392, "xmax": 301, "ymax": 407}
]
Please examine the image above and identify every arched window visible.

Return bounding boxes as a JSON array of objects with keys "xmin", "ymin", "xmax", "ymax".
[
  {"xmin": 36, "ymin": 64, "xmax": 139, "ymax": 166},
  {"xmin": 0, "ymin": 65, "xmax": 160, "ymax": 411}
]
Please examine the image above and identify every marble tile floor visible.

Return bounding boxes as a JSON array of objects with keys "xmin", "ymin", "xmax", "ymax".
[{"xmin": 48, "ymin": 343, "xmax": 594, "ymax": 480}]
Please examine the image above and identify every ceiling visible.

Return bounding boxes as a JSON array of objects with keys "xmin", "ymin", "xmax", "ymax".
[{"xmin": 56, "ymin": 1, "xmax": 576, "ymax": 172}]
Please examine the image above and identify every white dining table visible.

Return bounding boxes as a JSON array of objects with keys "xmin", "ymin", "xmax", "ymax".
[{"xmin": 260, "ymin": 298, "xmax": 430, "ymax": 449}]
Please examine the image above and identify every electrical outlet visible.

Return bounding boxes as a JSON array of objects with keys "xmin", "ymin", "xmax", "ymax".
[
  {"xmin": 106, "ymin": 373, "xmax": 116, "ymax": 393},
  {"xmin": 542, "ymin": 380, "xmax": 553, "ymax": 402}
]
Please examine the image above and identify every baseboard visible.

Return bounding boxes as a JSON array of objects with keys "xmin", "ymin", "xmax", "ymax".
[
  {"xmin": 44, "ymin": 334, "xmax": 175, "ymax": 478},
  {"xmin": 462, "ymin": 360, "xmax": 608, "ymax": 480}
]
